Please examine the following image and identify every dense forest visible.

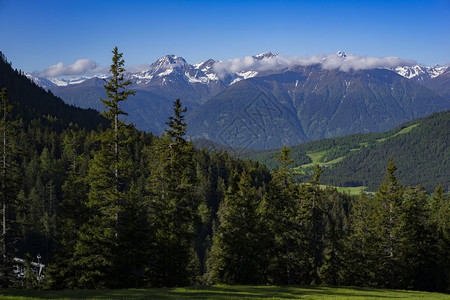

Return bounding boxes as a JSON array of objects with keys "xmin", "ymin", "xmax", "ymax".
[
  {"xmin": 243, "ymin": 111, "xmax": 449, "ymax": 192},
  {"xmin": 0, "ymin": 49, "xmax": 449, "ymax": 292}
]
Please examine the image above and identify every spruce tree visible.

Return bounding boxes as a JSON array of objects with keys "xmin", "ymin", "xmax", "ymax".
[
  {"xmin": 145, "ymin": 99, "xmax": 201, "ymax": 286},
  {"xmin": 261, "ymin": 146, "xmax": 303, "ymax": 284},
  {"xmin": 300, "ymin": 164, "xmax": 325, "ymax": 285},
  {"xmin": 206, "ymin": 170, "xmax": 264, "ymax": 284},
  {"xmin": 372, "ymin": 158, "xmax": 404, "ymax": 288},
  {"xmin": 0, "ymin": 88, "xmax": 19, "ymax": 287},
  {"xmin": 74, "ymin": 47, "xmax": 135, "ymax": 288},
  {"xmin": 46, "ymin": 130, "xmax": 90, "ymax": 288},
  {"xmin": 430, "ymin": 185, "xmax": 450, "ymax": 291},
  {"xmin": 397, "ymin": 185, "xmax": 433, "ymax": 290},
  {"xmin": 342, "ymin": 191, "xmax": 378, "ymax": 286}
]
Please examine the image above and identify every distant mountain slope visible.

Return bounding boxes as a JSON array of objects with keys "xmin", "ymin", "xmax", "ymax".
[
  {"xmin": 0, "ymin": 52, "xmax": 107, "ymax": 131},
  {"xmin": 186, "ymin": 79, "xmax": 308, "ymax": 149},
  {"xmin": 242, "ymin": 110, "xmax": 449, "ymax": 192},
  {"xmin": 421, "ymin": 68, "xmax": 450, "ymax": 100},
  {"xmin": 187, "ymin": 65, "xmax": 450, "ymax": 148},
  {"xmin": 51, "ymin": 79, "xmax": 173, "ymax": 134},
  {"xmin": 27, "ymin": 51, "xmax": 450, "ymax": 142}
]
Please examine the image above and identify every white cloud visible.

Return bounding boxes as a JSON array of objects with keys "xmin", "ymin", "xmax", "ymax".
[
  {"xmin": 322, "ymin": 53, "xmax": 416, "ymax": 72},
  {"xmin": 35, "ymin": 59, "xmax": 108, "ymax": 77},
  {"xmin": 212, "ymin": 52, "xmax": 416, "ymax": 78}
]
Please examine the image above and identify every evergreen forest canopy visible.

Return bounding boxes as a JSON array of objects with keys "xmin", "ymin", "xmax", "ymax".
[
  {"xmin": 241, "ymin": 110, "xmax": 450, "ymax": 192},
  {"xmin": 0, "ymin": 49, "xmax": 449, "ymax": 293}
]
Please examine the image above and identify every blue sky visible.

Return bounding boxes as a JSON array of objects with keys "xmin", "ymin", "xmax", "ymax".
[{"xmin": 1, "ymin": 0, "xmax": 449, "ymax": 74}]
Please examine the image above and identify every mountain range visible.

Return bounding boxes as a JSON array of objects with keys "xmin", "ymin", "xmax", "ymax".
[{"xmin": 27, "ymin": 52, "xmax": 450, "ymax": 149}]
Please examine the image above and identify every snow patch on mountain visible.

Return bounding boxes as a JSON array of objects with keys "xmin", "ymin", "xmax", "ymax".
[{"xmin": 394, "ymin": 65, "xmax": 448, "ymax": 81}]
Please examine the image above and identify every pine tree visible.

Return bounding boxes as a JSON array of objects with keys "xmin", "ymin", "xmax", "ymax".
[
  {"xmin": 145, "ymin": 99, "xmax": 201, "ymax": 287},
  {"xmin": 206, "ymin": 170, "xmax": 264, "ymax": 284},
  {"xmin": 342, "ymin": 191, "xmax": 378, "ymax": 286},
  {"xmin": 46, "ymin": 130, "xmax": 90, "ymax": 288},
  {"xmin": 319, "ymin": 187, "xmax": 348, "ymax": 286},
  {"xmin": 372, "ymin": 158, "xmax": 404, "ymax": 288},
  {"xmin": 397, "ymin": 185, "xmax": 433, "ymax": 290},
  {"xmin": 261, "ymin": 146, "xmax": 304, "ymax": 284},
  {"xmin": 430, "ymin": 185, "xmax": 450, "ymax": 292},
  {"xmin": 301, "ymin": 164, "xmax": 325, "ymax": 285},
  {"xmin": 74, "ymin": 47, "xmax": 135, "ymax": 288},
  {"xmin": 0, "ymin": 88, "xmax": 19, "ymax": 287}
]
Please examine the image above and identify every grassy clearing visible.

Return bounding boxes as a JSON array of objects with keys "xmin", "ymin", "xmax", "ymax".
[
  {"xmin": 335, "ymin": 186, "xmax": 367, "ymax": 195},
  {"xmin": 298, "ymin": 151, "xmax": 347, "ymax": 170},
  {"xmin": 377, "ymin": 123, "xmax": 420, "ymax": 142},
  {"xmin": 1, "ymin": 285, "xmax": 449, "ymax": 299}
]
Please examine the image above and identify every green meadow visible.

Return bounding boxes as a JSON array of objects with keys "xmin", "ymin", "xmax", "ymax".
[{"xmin": 1, "ymin": 285, "xmax": 449, "ymax": 300}]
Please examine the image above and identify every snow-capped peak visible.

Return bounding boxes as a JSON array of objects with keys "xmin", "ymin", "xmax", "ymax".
[
  {"xmin": 152, "ymin": 55, "xmax": 188, "ymax": 69},
  {"xmin": 253, "ymin": 52, "xmax": 278, "ymax": 60}
]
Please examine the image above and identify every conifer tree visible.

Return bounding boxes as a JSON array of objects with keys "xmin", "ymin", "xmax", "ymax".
[
  {"xmin": 145, "ymin": 99, "xmax": 201, "ymax": 287},
  {"xmin": 300, "ymin": 164, "xmax": 325, "ymax": 285},
  {"xmin": 0, "ymin": 88, "xmax": 19, "ymax": 287},
  {"xmin": 430, "ymin": 185, "xmax": 450, "ymax": 291},
  {"xmin": 397, "ymin": 185, "xmax": 433, "ymax": 290},
  {"xmin": 342, "ymin": 191, "xmax": 378, "ymax": 286},
  {"xmin": 206, "ymin": 170, "xmax": 264, "ymax": 284},
  {"xmin": 74, "ymin": 47, "xmax": 135, "ymax": 288},
  {"xmin": 261, "ymin": 146, "xmax": 303, "ymax": 284},
  {"xmin": 319, "ymin": 187, "xmax": 348, "ymax": 286},
  {"xmin": 46, "ymin": 130, "xmax": 90, "ymax": 288},
  {"xmin": 372, "ymin": 158, "xmax": 404, "ymax": 288}
]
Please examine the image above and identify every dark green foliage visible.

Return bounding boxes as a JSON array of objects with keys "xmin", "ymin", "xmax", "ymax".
[
  {"xmin": 261, "ymin": 147, "xmax": 306, "ymax": 284},
  {"xmin": 0, "ymin": 52, "xmax": 108, "ymax": 132},
  {"xmin": 206, "ymin": 170, "xmax": 265, "ymax": 284},
  {"xmin": 0, "ymin": 87, "xmax": 20, "ymax": 287},
  {"xmin": 429, "ymin": 185, "xmax": 450, "ymax": 291},
  {"xmin": 144, "ymin": 99, "xmax": 202, "ymax": 287},
  {"xmin": 246, "ymin": 110, "xmax": 450, "ymax": 192},
  {"xmin": 321, "ymin": 111, "xmax": 450, "ymax": 192}
]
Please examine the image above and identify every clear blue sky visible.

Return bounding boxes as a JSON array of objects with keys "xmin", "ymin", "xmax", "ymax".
[{"xmin": 1, "ymin": 0, "xmax": 449, "ymax": 73}]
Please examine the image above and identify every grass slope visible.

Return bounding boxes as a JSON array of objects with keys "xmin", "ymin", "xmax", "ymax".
[{"xmin": 1, "ymin": 285, "xmax": 449, "ymax": 299}]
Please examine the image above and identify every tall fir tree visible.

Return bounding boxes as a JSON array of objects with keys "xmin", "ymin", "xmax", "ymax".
[
  {"xmin": 342, "ymin": 191, "xmax": 378, "ymax": 286},
  {"xmin": 0, "ymin": 88, "xmax": 19, "ymax": 287},
  {"xmin": 46, "ymin": 130, "xmax": 90, "ymax": 288},
  {"xmin": 261, "ymin": 146, "xmax": 304, "ymax": 284},
  {"xmin": 371, "ymin": 158, "xmax": 404, "ymax": 288},
  {"xmin": 430, "ymin": 185, "xmax": 450, "ymax": 292},
  {"xmin": 74, "ymin": 47, "xmax": 135, "ymax": 288},
  {"xmin": 397, "ymin": 185, "xmax": 434, "ymax": 290},
  {"xmin": 206, "ymin": 170, "xmax": 264, "ymax": 284},
  {"xmin": 299, "ymin": 164, "xmax": 325, "ymax": 285},
  {"xmin": 145, "ymin": 99, "xmax": 201, "ymax": 287}
]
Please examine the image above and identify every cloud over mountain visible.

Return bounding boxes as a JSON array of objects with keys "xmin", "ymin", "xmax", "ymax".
[
  {"xmin": 34, "ymin": 59, "xmax": 107, "ymax": 77},
  {"xmin": 322, "ymin": 53, "xmax": 416, "ymax": 72},
  {"xmin": 33, "ymin": 52, "xmax": 417, "ymax": 80},
  {"xmin": 212, "ymin": 52, "xmax": 416, "ymax": 78}
]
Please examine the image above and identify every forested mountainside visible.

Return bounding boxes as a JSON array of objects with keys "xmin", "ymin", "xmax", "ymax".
[
  {"xmin": 0, "ymin": 52, "xmax": 107, "ymax": 131},
  {"xmin": 240, "ymin": 110, "xmax": 449, "ymax": 192}
]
